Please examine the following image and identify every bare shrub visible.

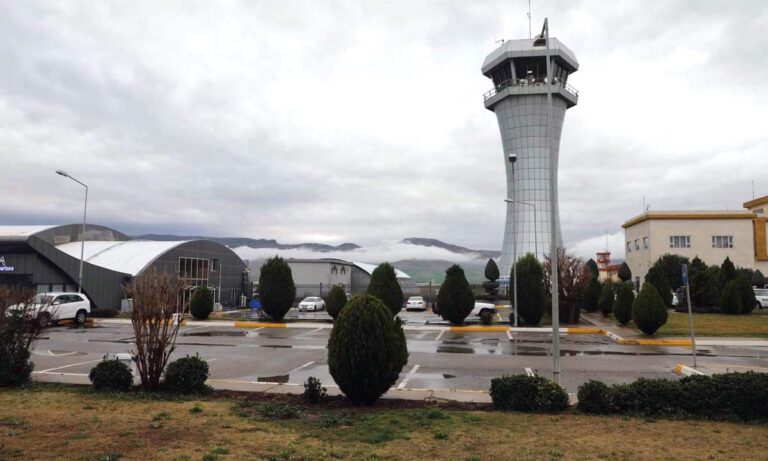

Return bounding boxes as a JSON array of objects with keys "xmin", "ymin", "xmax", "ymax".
[
  {"xmin": 0, "ymin": 286, "xmax": 50, "ymax": 387},
  {"xmin": 543, "ymin": 249, "xmax": 590, "ymax": 324},
  {"xmin": 124, "ymin": 269, "xmax": 186, "ymax": 392}
]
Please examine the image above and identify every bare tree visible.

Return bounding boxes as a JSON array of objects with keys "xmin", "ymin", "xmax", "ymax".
[
  {"xmin": 125, "ymin": 269, "xmax": 186, "ymax": 392},
  {"xmin": 543, "ymin": 248, "xmax": 590, "ymax": 324},
  {"xmin": 0, "ymin": 286, "xmax": 50, "ymax": 387}
]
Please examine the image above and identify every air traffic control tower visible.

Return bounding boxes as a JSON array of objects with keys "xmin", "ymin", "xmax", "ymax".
[{"xmin": 482, "ymin": 35, "xmax": 578, "ymax": 277}]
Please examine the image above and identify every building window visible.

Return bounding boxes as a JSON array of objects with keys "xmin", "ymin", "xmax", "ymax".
[
  {"xmin": 669, "ymin": 235, "xmax": 691, "ymax": 249},
  {"xmin": 712, "ymin": 235, "xmax": 733, "ymax": 249},
  {"xmin": 634, "ymin": 239, "xmax": 640, "ymax": 250},
  {"xmin": 626, "ymin": 241, "xmax": 631, "ymax": 253},
  {"xmin": 210, "ymin": 258, "xmax": 219, "ymax": 272},
  {"xmin": 643, "ymin": 237, "xmax": 649, "ymax": 249},
  {"xmin": 179, "ymin": 257, "xmax": 209, "ymax": 282}
]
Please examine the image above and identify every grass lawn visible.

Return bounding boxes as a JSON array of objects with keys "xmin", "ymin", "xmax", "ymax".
[
  {"xmin": 2, "ymin": 386, "xmax": 768, "ymax": 461},
  {"xmin": 637, "ymin": 309, "xmax": 768, "ymax": 338}
]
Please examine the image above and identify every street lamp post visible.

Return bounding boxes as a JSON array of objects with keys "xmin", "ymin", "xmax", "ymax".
[
  {"xmin": 508, "ymin": 154, "xmax": 518, "ymax": 327},
  {"xmin": 56, "ymin": 170, "xmax": 88, "ymax": 293}
]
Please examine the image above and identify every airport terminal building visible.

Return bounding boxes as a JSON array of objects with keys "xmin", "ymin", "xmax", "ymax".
[
  {"xmin": 0, "ymin": 224, "xmax": 249, "ymax": 310},
  {"xmin": 287, "ymin": 258, "xmax": 420, "ymax": 298}
]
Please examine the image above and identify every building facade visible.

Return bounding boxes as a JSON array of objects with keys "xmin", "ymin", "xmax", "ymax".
[
  {"xmin": 482, "ymin": 36, "xmax": 579, "ymax": 277},
  {"xmin": 623, "ymin": 196, "xmax": 768, "ymax": 287},
  {"xmin": 0, "ymin": 224, "xmax": 249, "ymax": 310}
]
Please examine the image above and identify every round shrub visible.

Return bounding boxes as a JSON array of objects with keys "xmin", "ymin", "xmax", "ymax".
[
  {"xmin": 89, "ymin": 359, "xmax": 132, "ymax": 392},
  {"xmin": 613, "ymin": 283, "xmax": 635, "ymax": 325},
  {"xmin": 437, "ymin": 265, "xmax": 474, "ymax": 325},
  {"xmin": 366, "ymin": 263, "xmax": 404, "ymax": 316},
  {"xmin": 516, "ymin": 254, "xmax": 546, "ymax": 325},
  {"xmin": 489, "ymin": 374, "xmax": 568, "ymax": 412},
  {"xmin": 719, "ymin": 279, "xmax": 742, "ymax": 315},
  {"xmin": 259, "ymin": 256, "xmax": 296, "ymax": 321},
  {"xmin": 597, "ymin": 284, "xmax": 614, "ymax": 318},
  {"xmin": 164, "ymin": 354, "xmax": 210, "ymax": 394},
  {"xmin": 327, "ymin": 295, "xmax": 408, "ymax": 405},
  {"xmin": 582, "ymin": 278, "xmax": 601, "ymax": 313},
  {"xmin": 632, "ymin": 283, "xmax": 668, "ymax": 335},
  {"xmin": 189, "ymin": 286, "xmax": 214, "ymax": 320},
  {"xmin": 325, "ymin": 285, "xmax": 348, "ymax": 320},
  {"xmin": 577, "ymin": 380, "xmax": 613, "ymax": 414},
  {"xmin": 0, "ymin": 314, "xmax": 35, "ymax": 388}
]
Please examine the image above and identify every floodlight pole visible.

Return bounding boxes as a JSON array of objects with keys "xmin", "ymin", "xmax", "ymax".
[
  {"xmin": 512, "ymin": 163, "xmax": 518, "ymax": 327},
  {"xmin": 56, "ymin": 170, "xmax": 88, "ymax": 293},
  {"xmin": 543, "ymin": 18, "xmax": 561, "ymax": 384}
]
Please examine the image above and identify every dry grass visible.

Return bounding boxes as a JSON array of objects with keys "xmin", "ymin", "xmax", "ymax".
[
  {"xmin": 1, "ymin": 386, "xmax": 768, "ymax": 460},
  {"xmin": 655, "ymin": 310, "xmax": 768, "ymax": 338}
]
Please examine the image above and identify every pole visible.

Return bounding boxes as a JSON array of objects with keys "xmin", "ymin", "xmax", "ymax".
[
  {"xmin": 512, "ymin": 163, "xmax": 518, "ymax": 327},
  {"xmin": 79, "ymin": 184, "xmax": 87, "ymax": 293},
  {"xmin": 544, "ymin": 18, "xmax": 561, "ymax": 384},
  {"xmin": 683, "ymin": 264, "xmax": 697, "ymax": 367}
]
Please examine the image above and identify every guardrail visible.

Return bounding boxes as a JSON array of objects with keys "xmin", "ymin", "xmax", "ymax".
[{"xmin": 483, "ymin": 78, "xmax": 579, "ymax": 101}]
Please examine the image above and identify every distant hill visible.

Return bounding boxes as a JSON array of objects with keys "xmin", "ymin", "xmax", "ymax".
[
  {"xmin": 392, "ymin": 259, "xmax": 487, "ymax": 284},
  {"xmin": 135, "ymin": 234, "xmax": 360, "ymax": 252},
  {"xmin": 401, "ymin": 238, "xmax": 500, "ymax": 259}
]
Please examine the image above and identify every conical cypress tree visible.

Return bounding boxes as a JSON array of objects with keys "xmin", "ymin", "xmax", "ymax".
[
  {"xmin": 597, "ymin": 284, "xmax": 614, "ymax": 318},
  {"xmin": 189, "ymin": 286, "xmax": 214, "ymax": 320},
  {"xmin": 753, "ymin": 269, "xmax": 766, "ymax": 288},
  {"xmin": 325, "ymin": 285, "xmax": 348, "ymax": 320},
  {"xmin": 613, "ymin": 283, "xmax": 635, "ymax": 325},
  {"xmin": 618, "ymin": 262, "xmax": 632, "ymax": 283},
  {"xmin": 437, "ymin": 264, "xmax": 474, "ymax": 325},
  {"xmin": 259, "ymin": 256, "xmax": 296, "ymax": 321},
  {"xmin": 516, "ymin": 254, "xmax": 546, "ymax": 325},
  {"xmin": 644, "ymin": 265, "xmax": 672, "ymax": 308},
  {"xmin": 582, "ymin": 278, "xmax": 602, "ymax": 313},
  {"xmin": 367, "ymin": 263, "xmax": 404, "ymax": 316},
  {"xmin": 585, "ymin": 259, "xmax": 599, "ymax": 280},
  {"xmin": 632, "ymin": 283, "xmax": 668, "ymax": 335},
  {"xmin": 327, "ymin": 295, "xmax": 408, "ymax": 405}
]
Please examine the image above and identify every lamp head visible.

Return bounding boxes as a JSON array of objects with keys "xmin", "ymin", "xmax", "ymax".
[
  {"xmin": 508, "ymin": 152, "xmax": 517, "ymax": 164},
  {"xmin": 55, "ymin": 170, "xmax": 69, "ymax": 178}
]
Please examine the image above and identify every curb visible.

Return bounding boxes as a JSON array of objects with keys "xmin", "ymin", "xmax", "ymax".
[{"xmin": 674, "ymin": 364, "xmax": 705, "ymax": 376}]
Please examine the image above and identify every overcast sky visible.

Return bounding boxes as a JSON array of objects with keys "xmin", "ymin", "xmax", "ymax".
[{"xmin": 2, "ymin": 0, "xmax": 767, "ymax": 260}]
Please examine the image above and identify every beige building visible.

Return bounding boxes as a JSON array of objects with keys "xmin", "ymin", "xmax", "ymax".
[{"xmin": 622, "ymin": 195, "xmax": 768, "ymax": 287}]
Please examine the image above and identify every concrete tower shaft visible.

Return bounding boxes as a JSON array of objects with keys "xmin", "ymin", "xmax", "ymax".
[{"xmin": 482, "ymin": 37, "xmax": 578, "ymax": 278}]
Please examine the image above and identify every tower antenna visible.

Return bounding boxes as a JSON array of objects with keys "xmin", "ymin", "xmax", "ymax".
[{"xmin": 527, "ymin": 0, "xmax": 532, "ymax": 39}]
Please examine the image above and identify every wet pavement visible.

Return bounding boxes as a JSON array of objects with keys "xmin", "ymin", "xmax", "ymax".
[{"xmin": 30, "ymin": 322, "xmax": 768, "ymax": 394}]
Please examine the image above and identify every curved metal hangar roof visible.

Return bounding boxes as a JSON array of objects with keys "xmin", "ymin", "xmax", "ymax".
[{"xmin": 55, "ymin": 240, "xmax": 191, "ymax": 276}]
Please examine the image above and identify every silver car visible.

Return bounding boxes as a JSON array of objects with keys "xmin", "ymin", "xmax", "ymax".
[{"xmin": 755, "ymin": 288, "xmax": 768, "ymax": 309}]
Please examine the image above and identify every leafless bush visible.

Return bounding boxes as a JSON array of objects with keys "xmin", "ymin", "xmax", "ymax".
[
  {"xmin": 0, "ymin": 286, "xmax": 49, "ymax": 387},
  {"xmin": 543, "ymin": 248, "xmax": 590, "ymax": 324},
  {"xmin": 124, "ymin": 269, "xmax": 186, "ymax": 392}
]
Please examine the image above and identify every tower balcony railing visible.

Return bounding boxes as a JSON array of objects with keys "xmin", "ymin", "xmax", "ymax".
[{"xmin": 482, "ymin": 77, "xmax": 579, "ymax": 101}]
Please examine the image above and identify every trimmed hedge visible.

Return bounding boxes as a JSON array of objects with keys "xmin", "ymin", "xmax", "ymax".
[
  {"xmin": 163, "ymin": 354, "xmax": 210, "ymax": 394},
  {"xmin": 576, "ymin": 373, "xmax": 768, "ymax": 421},
  {"xmin": 89, "ymin": 358, "xmax": 132, "ymax": 392},
  {"xmin": 489, "ymin": 374, "xmax": 569, "ymax": 413}
]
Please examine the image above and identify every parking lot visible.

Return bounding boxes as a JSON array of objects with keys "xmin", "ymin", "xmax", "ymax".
[{"xmin": 29, "ymin": 313, "xmax": 768, "ymax": 394}]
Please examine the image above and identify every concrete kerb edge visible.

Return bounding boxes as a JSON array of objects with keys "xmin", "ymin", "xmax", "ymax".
[{"xmin": 674, "ymin": 364, "xmax": 705, "ymax": 376}]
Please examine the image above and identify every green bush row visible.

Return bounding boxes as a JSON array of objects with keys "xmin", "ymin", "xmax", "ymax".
[
  {"xmin": 89, "ymin": 354, "xmax": 209, "ymax": 394},
  {"xmin": 489, "ymin": 375, "xmax": 569, "ymax": 412},
  {"xmin": 577, "ymin": 373, "xmax": 768, "ymax": 421}
]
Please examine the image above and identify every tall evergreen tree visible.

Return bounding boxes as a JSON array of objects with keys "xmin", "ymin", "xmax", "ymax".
[
  {"xmin": 617, "ymin": 262, "xmax": 632, "ymax": 283},
  {"xmin": 515, "ymin": 254, "xmax": 546, "ymax": 325},
  {"xmin": 437, "ymin": 265, "xmax": 474, "ymax": 325},
  {"xmin": 367, "ymin": 262, "xmax": 404, "ymax": 316},
  {"xmin": 644, "ymin": 265, "xmax": 672, "ymax": 308},
  {"xmin": 754, "ymin": 269, "xmax": 766, "ymax": 288},
  {"xmin": 259, "ymin": 256, "xmax": 296, "ymax": 321},
  {"xmin": 585, "ymin": 259, "xmax": 599, "ymax": 280}
]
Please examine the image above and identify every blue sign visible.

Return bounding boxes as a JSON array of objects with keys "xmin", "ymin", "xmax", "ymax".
[
  {"xmin": 0, "ymin": 256, "xmax": 14, "ymax": 273},
  {"xmin": 681, "ymin": 264, "xmax": 688, "ymax": 286}
]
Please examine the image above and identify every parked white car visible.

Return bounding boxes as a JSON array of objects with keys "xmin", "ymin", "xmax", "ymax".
[
  {"xmin": 15, "ymin": 292, "xmax": 91, "ymax": 325},
  {"xmin": 405, "ymin": 296, "xmax": 426, "ymax": 311},
  {"xmin": 298, "ymin": 297, "xmax": 325, "ymax": 312},
  {"xmin": 472, "ymin": 301, "xmax": 497, "ymax": 325},
  {"xmin": 755, "ymin": 288, "xmax": 768, "ymax": 309}
]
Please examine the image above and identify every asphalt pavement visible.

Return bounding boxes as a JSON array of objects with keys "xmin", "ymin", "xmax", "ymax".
[{"xmin": 29, "ymin": 308, "xmax": 768, "ymax": 400}]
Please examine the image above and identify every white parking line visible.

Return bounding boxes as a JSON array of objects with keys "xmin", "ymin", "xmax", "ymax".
[
  {"xmin": 396, "ymin": 364, "xmax": 420, "ymax": 389},
  {"xmin": 435, "ymin": 330, "xmax": 447, "ymax": 341},
  {"xmin": 294, "ymin": 328, "xmax": 323, "ymax": 338},
  {"xmin": 287, "ymin": 361, "xmax": 315, "ymax": 374},
  {"xmin": 37, "ymin": 359, "xmax": 102, "ymax": 374},
  {"xmin": 506, "ymin": 330, "xmax": 514, "ymax": 340}
]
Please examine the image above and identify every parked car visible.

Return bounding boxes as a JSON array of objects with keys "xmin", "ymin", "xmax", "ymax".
[
  {"xmin": 405, "ymin": 296, "xmax": 426, "ymax": 311},
  {"xmin": 298, "ymin": 297, "xmax": 325, "ymax": 312},
  {"xmin": 10, "ymin": 292, "xmax": 91, "ymax": 326},
  {"xmin": 472, "ymin": 301, "xmax": 497, "ymax": 325},
  {"xmin": 755, "ymin": 288, "xmax": 768, "ymax": 309}
]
